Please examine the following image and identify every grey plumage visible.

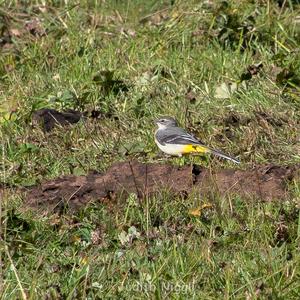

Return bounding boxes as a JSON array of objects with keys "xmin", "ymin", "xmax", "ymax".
[
  {"xmin": 155, "ymin": 126, "xmax": 205, "ymax": 146},
  {"xmin": 154, "ymin": 116, "xmax": 240, "ymax": 164}
]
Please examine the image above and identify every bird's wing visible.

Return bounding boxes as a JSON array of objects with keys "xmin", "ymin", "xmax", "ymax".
[{"xmin": 158, "ymin": 128, "xmax": 204, "ymax": 145}]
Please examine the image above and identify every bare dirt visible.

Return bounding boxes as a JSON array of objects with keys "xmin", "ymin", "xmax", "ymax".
[{"xmin": 23, "ymin": 161, "xmax": 299, "ymax": 214}]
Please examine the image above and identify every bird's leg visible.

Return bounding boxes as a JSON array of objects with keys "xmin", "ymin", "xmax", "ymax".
[
  {"xmin": 176, "ymin": 154, "xmax": 188, "ymax": 167},
  {"xmin": 189, "ymin": 155, "xmax": 194, "ymax": 184},
  {"xmin": 155, "ymin": 152, "xmax": 172, "ymax": 159}
]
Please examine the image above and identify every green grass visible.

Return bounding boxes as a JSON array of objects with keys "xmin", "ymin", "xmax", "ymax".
[{"xmin": 1, "ymin": 0, "xmax": 300, "ymax": 298}]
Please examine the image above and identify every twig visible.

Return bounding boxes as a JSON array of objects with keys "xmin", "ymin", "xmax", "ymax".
[
  {"xmin": 139, "ymin": 7, "xmax": 170, "ymax": 23},
  {"xmin": 143, "ymin": 164, "xmax": 148, "ymax": 198},
  {"xmin": 4, "ymin": 245, "xmax": 27, "ymax": 300},
  {"xmin": 0, "ymin": 136, "xmax": 6, "ymax": 295},
  {"xmin": 128, "ymin": 160, "xmax": 142, "ymax": 200}
]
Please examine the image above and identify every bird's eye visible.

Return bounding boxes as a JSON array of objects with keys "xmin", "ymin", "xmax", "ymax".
[{"xmin": 159, "ymin": 119, "xmax": 165, "ymax": 123}]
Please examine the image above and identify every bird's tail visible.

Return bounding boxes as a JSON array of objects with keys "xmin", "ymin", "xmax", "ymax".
[{"xmin": 210, "ymin": 148, "xmax": 240, "ymax": 164}]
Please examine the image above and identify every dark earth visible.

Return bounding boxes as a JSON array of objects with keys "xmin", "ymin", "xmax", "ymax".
[{"xmin": 22, "ymin": 160, "xmax": 299, "ymax": 214}]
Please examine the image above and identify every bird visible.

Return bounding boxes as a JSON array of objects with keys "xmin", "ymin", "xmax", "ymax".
[{"xmin": 154, "ymin": 116, "xmax": 240, "ymax": 164}]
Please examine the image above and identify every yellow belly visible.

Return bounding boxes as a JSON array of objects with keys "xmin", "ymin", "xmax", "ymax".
[
  {"xmin": 182, "ymin": 144, "xmax": 210, "ymax": 154},
  {"xmin": 155, "ymin": 138, "xmax": 210, "ymax": 156}
]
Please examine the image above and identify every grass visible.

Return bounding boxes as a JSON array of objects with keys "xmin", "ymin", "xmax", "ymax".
[{"xmin": 1, "ymin": 0, "xmax": 300, "ymax": 298}]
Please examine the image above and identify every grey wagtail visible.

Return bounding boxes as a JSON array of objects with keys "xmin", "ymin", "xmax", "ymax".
[{"xmin": 154, "ymin": 116, "xmax": 240, "ymax": 164}]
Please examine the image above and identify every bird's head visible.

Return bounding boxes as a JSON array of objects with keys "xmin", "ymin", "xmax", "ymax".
[{"xmin": 155, "ymin": 116, "xmax": 178, "ymax": 129}]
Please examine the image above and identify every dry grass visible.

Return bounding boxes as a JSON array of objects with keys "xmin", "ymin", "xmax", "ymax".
[{"xmin": 1, "ymin": 0, "xmax": 300, "ymax": 298}]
